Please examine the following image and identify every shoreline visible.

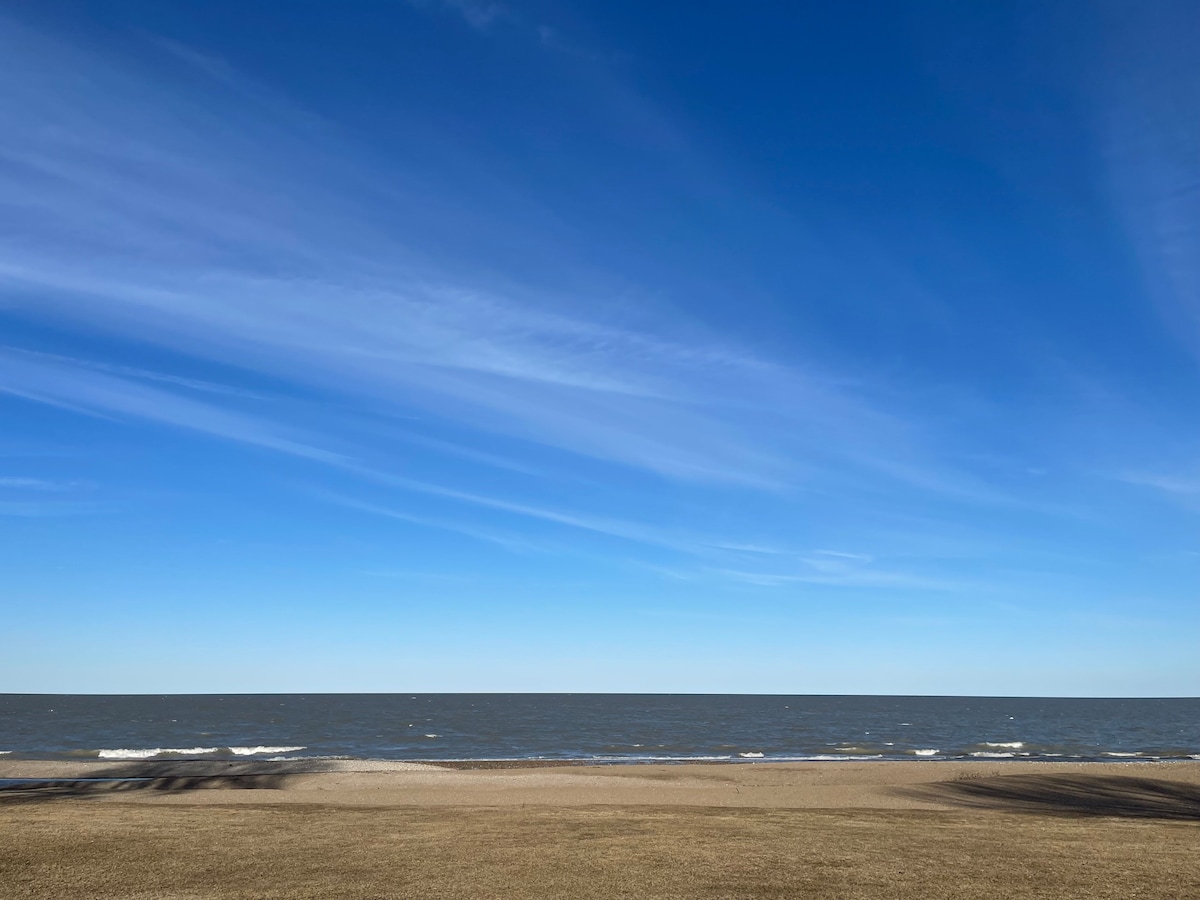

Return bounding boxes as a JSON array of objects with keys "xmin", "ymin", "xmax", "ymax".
[
  {"xmin": 3, "ymin": 757, "xmax": 1199, "ymax": 811},
  {"xmin": 2, "ymin": 758, "xmax": 1200, "ymax": 777}
]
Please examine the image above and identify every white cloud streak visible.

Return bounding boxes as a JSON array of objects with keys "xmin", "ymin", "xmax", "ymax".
[
  {"xmin": 0, "ymin": 14, "xmax": 1089, "ymax": 563},
  {"xmin": 0, "ymin": 500, "xmax": 106, "ymax": 517},
  {"xmin": 313, "ymin": 491, "xmax": 545, "ymax": 553},
  {"xmin": 0, "ymin": 348, "xmax": 345, "ymax": 465},
  {"xmin": 711, "ymin": 567, "xmax": 967, "ymax": 592},
  {"xmin": 0, "ymin": 476, "xmax": 80, "ymax": 491},
  {"xmin": 1120, "ymin": 472, "xmax": 1200, "ymax": 496},
  {"xmin": 0, "ymin": 17, "xmax": 893, "ymax": 489},
  {"xmin": 1098, "ymin": 5, "xmax": 1200, "ymax": 361},
  {"xmin": 407, "ymin": 0, "xmax": 507, "ymax": 29}
]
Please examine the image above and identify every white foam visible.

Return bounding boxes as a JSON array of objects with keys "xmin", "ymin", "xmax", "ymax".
[
  {"xmin": 582, "ymin": 754, "xmax": 887, "ymax": 763},
  {"xmin": 587, "ymin": 755, "xmax": 735, "ymax": 762},
  {"xmin": 981, "ymin": 742, "xmax": 1024, "ymax": 749},
  {"xmin": 970, "ymin": 751, "xmax": 1016, "ymax": 758},
  {"xmin": 738, "ymin": 752, "xmax": 765, "ymax": 758},
  {"xmin": 229, "ymin": 746, "xmax": 306, "ymax": 756},
  {"xmin": 911, "ymin": 749, "xmax": 940, "ymax": 757},
  {"xmin": 800, "ymin": 754, "xmax": 886, "ymax": 761},
  {"xmin": 0, "ymin": 751, "xmax": 11, "ymax": 755},
  {"xmin": 1101, "ymin": 752, "xmax": 1141, "ymax": 758},
  {"xmin": 706, "ymin": 755, "xmax": 884, "ymax": 763},
  {"xmin": 98, "ymin": 747, "xmax": 219, "ymax": 759},
  {"xmin": 424, "ymin": 734, "xmax": 439, "ymax": 739},
  {"xmin": 95, "ymin": 745, "xmax": 306, "ymax": 760}
]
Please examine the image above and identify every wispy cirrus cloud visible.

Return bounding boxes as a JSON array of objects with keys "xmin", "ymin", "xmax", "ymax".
[
  {"xmin": 0, "ymin": 347, "xmax": 758, "ymax": 557},
  {"xmin": 0, "ymin": 11, "xmax": 1106, "ymax": 578},
  {"xmin": 0, "ymin": 470, "xmax": 101, "ymax": 517},
  {"xmin": 0, "ymin": 500, "xmax": 107, "ymax": 517},
  {"xmin": 1097, "ymin": 4, "xmax": 1200, "ymax": 361},
  {"xmin": 0, "ymin": 348, "xmax": 345, "ymax": 465},
  {"xmin": 0, "ymin": 476, "xmax": 81, "ymax": 491},
  {"xmin": 407, "ymin": 0, "xmax": 508, "ymax": 29},
  {"xmin": 5, "ymin": 348, "xmax": 271, "ymax": 401},
  {"xmin": 0, "ymin": 17, "xmax": 922, "ymax": 491},
  {"xmin": 710, "ymin": 566, "xmax": 967, "ymax": 592},
  {"xmin": 313, "ymin": 491, "xmax": 545, "ymax": 553},
  {"xmin": 1120, "ymin": 472, "xmax": 1200, "ymax": 495}
]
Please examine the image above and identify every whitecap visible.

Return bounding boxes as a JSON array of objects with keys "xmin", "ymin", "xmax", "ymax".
[
  {"xmin": 424, "ymin": 734, "xmax": 439, "ymax": 738},
  {"xmin": 738, "ymin": 752, "xmax": 765, "ymax": 758},
  {"xmin": 1101, "ymin": 752, "xmax": 1142, "ymax": 758},
  {"xmin": 229, "ymin": 746, "xmax": 306, "ymax": 756},
  {"xmin": 98, "ymin": 747, "xmax": 219, "ymax": 759},
  {"xmin": 587, "ymin": 755, "xmax": 735, "ymax": 762},
  {"xmin": 910, "ymin": 749, "xmax": 939, "ymax": 757},
  {"xmin": 799, "ymin": 754, "xmax": 886, "ymax": 761},
  {"xmin": 981, "ymin": 742, "xmax": 1024, "ymax": 749},
  {"xmin": 970, "ymin": 751, "xmax": 1016, "ymax": 758}
]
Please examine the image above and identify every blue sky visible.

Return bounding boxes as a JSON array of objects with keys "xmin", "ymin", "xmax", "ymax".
[{"xmin": 1, "ymin": 1, "xmax": 1197, "ymax": 695}]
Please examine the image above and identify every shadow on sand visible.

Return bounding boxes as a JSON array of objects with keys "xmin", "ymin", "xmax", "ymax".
[
  {"xmin": 908, "ymin": 773, "xmax": 1200, "ymax": 821},
  {"xmin": 0, "ymin": 761, "xmax": 295, "ymax": 806}
]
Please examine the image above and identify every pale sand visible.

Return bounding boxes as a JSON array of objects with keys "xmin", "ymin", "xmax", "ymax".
[
  {"xmin": 3, "ymin": 758, "xmax": 1200, "ymax": 808},
  {"xmin": 2, "ymin": 761, "xmax": 1198, "ymax": 898}
]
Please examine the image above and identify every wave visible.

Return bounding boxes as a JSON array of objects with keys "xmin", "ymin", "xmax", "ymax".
[
  {"xmin": 797, "ymin": 754, "xmax": 886, "ymax": 761},
  {"xmin": 980, "ymin": 742, "xmax": 1024, "ymax": 749},
  {"xmin": 587, "ymin": 755, "xmax": 736, "ymax": 762},
  {"xmin": 96, "ymin": 746, "xmax": 307, "ymax": 760},
  {"xmin": 591, "ymin": 753, "xmax": 885, "ymax": 762},
  {"xmin": 98, "ymin": 747, "xmax": 219, "ymax": 759},
  {"xmin": 1101, "ymin": 752, "xmax": 1143, "ymax": 758},
  {"xmin": 909, "ymin": 749, "xmax": 940, "ymax": 757},
  {"xmin": 230, "ymin": 746, "xmax": 307, "ymax": 756},
  {"xmin": 970, "ymin": 751, "xmax": 1018, "ymax": 758}
]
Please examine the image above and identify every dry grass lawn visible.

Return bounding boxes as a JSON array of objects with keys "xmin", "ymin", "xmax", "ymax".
[{"xmin": 3, "ymin": 800, "xmax": 1198, "ymax": 900}]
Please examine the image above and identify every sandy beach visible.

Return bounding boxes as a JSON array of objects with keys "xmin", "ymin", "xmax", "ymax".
[{"xmin": 2, "ymin": 759, "xmax": 1197, "ymax": 898}]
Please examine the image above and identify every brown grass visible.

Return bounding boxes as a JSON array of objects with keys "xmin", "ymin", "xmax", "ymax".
[{"xmin": 3, "ymin": 800, "xmax": 1198, "ymax": 899}]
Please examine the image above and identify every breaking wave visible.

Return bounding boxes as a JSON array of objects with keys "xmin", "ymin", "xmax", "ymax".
[{"xmin": 95, "ymin": 746, "xmax": 306, "ymax": 760}]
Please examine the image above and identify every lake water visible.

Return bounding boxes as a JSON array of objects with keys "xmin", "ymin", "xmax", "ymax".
[{"xmin": 2, "ymin": 694, "xmax": 1198, "ymax": 762}]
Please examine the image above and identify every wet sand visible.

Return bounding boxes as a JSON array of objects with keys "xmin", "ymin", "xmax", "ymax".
[{"xmin": 2, "ymin": 760, "xmax": 1198, "ymax": 898}]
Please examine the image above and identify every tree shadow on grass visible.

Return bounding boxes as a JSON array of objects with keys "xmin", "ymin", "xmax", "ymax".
[
  {"xmin": 0, "ymin": 760, "xmax": 294, "ymax": 806},
  {"xmin": 906, "ymin": 773, "xmax": 1200, "ymax": 821}
]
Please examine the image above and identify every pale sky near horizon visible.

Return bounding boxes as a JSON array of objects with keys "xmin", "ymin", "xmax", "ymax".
[{"xmin": 1, "ymin": 1, "xmax": 1197, "ymax": 696}]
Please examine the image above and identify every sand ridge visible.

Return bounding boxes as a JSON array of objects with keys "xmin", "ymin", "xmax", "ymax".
[{"xmin": 3, "ymin": 758, "xmax": 1199, "ymax": 810}]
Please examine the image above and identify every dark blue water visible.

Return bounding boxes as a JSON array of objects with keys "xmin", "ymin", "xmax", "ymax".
[{"xmin": 2, "ymin": 694, "xmax": 1198, "ymax": 762}]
